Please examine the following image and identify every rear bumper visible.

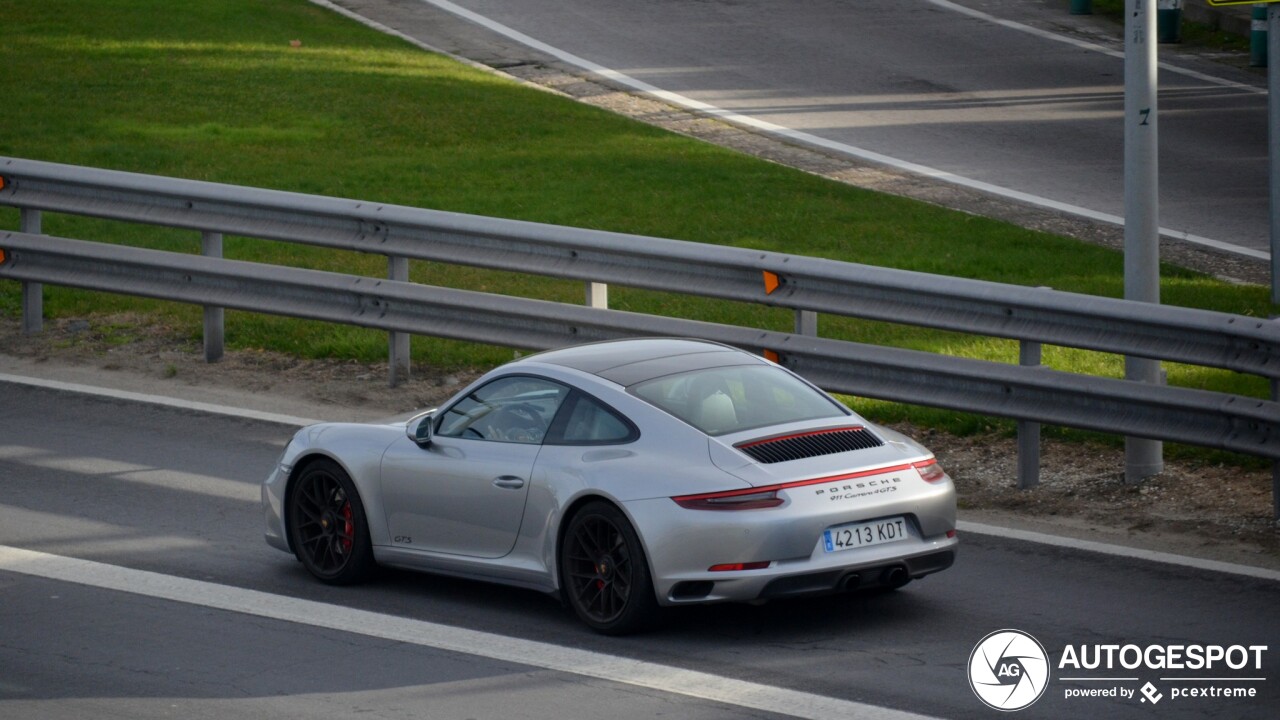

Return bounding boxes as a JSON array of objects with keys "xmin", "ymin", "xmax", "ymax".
[
  {"xmin": 660, "ymin": 541, "xmax": 957, "ymax": 605},
  {"xmin": 624, "ymin": 477, "xmax": 957, "ymax": 606},
  {"xmin": 757, "ymin": 547, "xmax": 955, "ymax": 600}
]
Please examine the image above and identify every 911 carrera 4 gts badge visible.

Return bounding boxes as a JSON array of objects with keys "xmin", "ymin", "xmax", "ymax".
[{"xmin": 814, "ymin": 476, "xmax": 901, "ymax": 501}]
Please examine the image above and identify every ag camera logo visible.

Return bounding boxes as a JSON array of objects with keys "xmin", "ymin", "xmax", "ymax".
[{"xmin": 969, "ymin": 629, "xmax": 1051, "ymax": 711}]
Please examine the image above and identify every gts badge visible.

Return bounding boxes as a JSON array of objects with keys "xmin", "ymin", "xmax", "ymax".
[{"xmin": 394, "ymin": 536, "xmax": 413, "ymax": 544}]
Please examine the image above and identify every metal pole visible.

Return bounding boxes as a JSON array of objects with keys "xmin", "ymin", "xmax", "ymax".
[
  {"xmin": 1267, "ymin": 11, "xmax": 1279, "ymax": 520},
  {"xmin": 1124, "ymin": 0, "xmax": 1164, "ymax": 483},
  {"xmin": 19, "ymin": 208, "xmax": 42, "ymax": 334},
  {"xmin": 201, "ymin": 231, "xmax": 224, "ymax": 362},
  {"xmin": 1017, "ymin": 339, "xmax": 1042, "ymax": 490},
  {"xmin": 388, "ymin": 256, "xmax": 410, "ymax": 387},
  {"xmin": 795, "ymin": 309, "xmax": 817, "ymax": 336},
  {"xmin": 1271, "ymin": 5, "xmax": 1280, "ymax": 306},
  {"xmin": 1273, "ymin": 374, "xmax": 1279, "ymax": 522}
]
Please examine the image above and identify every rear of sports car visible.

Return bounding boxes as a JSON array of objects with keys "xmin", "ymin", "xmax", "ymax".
[{"xmin": 624, "ymin": 421, "xmax": 957, "ymax": 606}]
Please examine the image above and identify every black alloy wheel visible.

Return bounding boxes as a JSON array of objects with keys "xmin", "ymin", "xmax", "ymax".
[
  {"xmin": 288, "ymin": 459, "xmax": 374, "ymax": 585},
  {"xmin": 561, "ymin": 501, "xmax": 658, "ymax": 635}
]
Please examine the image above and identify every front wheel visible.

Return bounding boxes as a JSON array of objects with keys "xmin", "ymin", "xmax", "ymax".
[
  {"xmin": 560, "ymin": 501, "xmax": 658, "ymax": 635},
  {"xmin": 287, "ymin": 459, "xmax": 375, "ymax": 585}
]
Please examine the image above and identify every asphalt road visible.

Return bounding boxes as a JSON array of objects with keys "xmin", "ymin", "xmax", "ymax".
[
  {"xmin": 1, "ymin": 381, "xmax": 1276, "ymax": 719},
  {"xmin": 411, "ymin": 0, "xmax": 1269, "ymax": 257}
]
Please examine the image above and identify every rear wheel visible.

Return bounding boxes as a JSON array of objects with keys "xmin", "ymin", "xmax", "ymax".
[
  {"xmin": 561, "ymin": 501, "xmax": 658, "ymax": 635},
  {"xmin": 288, "ymin": 459, "xmax": 374, "ymax": 585}
]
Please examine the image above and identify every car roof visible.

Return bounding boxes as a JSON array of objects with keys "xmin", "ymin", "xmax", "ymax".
[{"xmin": 528, "ymin": 338, "xmax": 764, "ymax": 387}]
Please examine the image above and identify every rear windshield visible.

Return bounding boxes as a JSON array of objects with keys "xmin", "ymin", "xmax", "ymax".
[{"xmin": 631, "ymin": 364, "xmax": 848, "ymax": 436}]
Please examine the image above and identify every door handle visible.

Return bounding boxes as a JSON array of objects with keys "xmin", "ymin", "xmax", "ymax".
[{"xmin": 493, "ymin": 476, "xmax": 526, "ymax": 490}]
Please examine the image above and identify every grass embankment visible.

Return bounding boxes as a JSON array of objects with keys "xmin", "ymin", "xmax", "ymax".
[{"xmin": 0, "ymin": 0, "xmax": 1273, "ymax": 460}]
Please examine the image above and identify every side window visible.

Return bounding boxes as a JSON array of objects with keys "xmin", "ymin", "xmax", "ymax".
[
  {"xmin": 437, "ymin": 376, "xmax": 569, "ymax": 444},
  {"xmin": 552, "ymin": 394, "xmax": 638, "ymax": 445}
]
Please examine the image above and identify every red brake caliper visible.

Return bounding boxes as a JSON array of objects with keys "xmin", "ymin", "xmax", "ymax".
[{"xmin": 340, "ymin": 502, "xmax": 354, "ymax": 553}]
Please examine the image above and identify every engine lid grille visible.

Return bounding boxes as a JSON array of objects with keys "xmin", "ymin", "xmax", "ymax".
[{"xmin": 736, "ymin": 427, "xmax": 884, "ymax": 464}]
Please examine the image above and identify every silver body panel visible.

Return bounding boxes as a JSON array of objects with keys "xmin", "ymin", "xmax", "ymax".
[{"xmin": 263, "ymin": 339, "xmax": 957, "ymax": 605}]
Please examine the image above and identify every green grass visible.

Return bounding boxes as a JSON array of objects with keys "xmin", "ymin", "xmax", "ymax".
[{"xmin": 0, "ymin": 0, "xmax": 1274, "ymax": 455}]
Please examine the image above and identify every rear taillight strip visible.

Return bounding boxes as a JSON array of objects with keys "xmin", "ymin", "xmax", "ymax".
[{"xmin": 672, "ymin": 462, "xmax": 917, "ymax": 507}]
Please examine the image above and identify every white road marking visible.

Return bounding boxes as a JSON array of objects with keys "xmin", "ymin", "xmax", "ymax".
[
  {"xmin": 957, "ymin": 521, "xmax": 1280, "ymax": 582},
  {"xmin": 0, "ymin": 544, "xmax": 938, "ymax": 720},
  {"xmin": 0, "ymin": 507, "xmax": 207, "ymax": 555},
  {"xmin": 410, "ymin": 0, "xmax": 1267, "ymax": 261},
  {"xmin": 0, "ymin": 445, "xmax": 259, "ymax": 503},
  {"xmin": 927, "ymin": 0, "xmax": 1266, "ymax": 96},
  {"xmin": 0, "ymin": 373, "xmax": 321, "ymax": 427}
]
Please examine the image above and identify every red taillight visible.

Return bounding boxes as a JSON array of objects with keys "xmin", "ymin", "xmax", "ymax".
[
  {"xmin": 673, "ymin": 488, "xmax": 783, "ymax": 511},
  {"xmin": 674, "ymin": 462, "xmax": 922, "ymax": 510},
  {"xmin": 709, "ymin": 561, "xmax": 771, "ymax": 572},
  {"xmin": 946, "ymin": 530, "xmax": 957, "ymax": 539},
  {"xmin": 914, "ymin": 459, "xmax": 947, "ymax": 483}
]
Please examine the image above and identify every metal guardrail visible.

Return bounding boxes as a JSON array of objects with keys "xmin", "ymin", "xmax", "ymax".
[
  {"xmin": 2, "ymin": 157, "xmax": 1277, "ymax": 379},
  {"xmin": 2, "ymin": 231, "xmax": 1276, "ymax": 462},
  {"xmin": 0, "ymin": 157, "xmax": 1277, "ymax": 513}
]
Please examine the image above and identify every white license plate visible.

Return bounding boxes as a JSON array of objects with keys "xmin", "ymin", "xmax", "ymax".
[{"xmin": 823, "ymin": 517, "xmax": 908, "ymax": 552}]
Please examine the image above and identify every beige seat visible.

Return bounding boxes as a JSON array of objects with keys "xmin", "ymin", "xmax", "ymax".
[{"xmin": 695, "ymin": 390, "xmax": 738, "ymax": 434}]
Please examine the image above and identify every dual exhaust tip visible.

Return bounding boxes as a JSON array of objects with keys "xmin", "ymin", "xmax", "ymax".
[{"xmin": 840, "ymin": 564, "xmax": 910, "ymax": 591}]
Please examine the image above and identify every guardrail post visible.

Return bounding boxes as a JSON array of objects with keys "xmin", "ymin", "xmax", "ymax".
[
  {"xmin": 795, "ymin": 310, "xmax": 818, "ymax": 336},
  {"xmin": 1125, "ymin": 368, "xmax": 1166, "ymax": 483},
  {"xmin": 388, "ymin": 256, "xmax": 410, "ymax": 387},
  {"xmin": 201, "ymin": 231, "xmax": 224, "ymax": 362},
  {"xmin": 1017, "ymin": 339, "xmax": 1042, "ymax": 489},
  {"xmin": 19, "ymin": 208, "xmax": 42, "ymax": 334},
  {"xmin": 586, "ymin": 281, "xmax": 608, "ymax": 309}
]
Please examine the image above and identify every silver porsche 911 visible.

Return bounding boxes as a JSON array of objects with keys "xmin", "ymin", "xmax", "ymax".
[{"xmin": 262, "ymin": 338, "xmax": 957, "ymax": 634}]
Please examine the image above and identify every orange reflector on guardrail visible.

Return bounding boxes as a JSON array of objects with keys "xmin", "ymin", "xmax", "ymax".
[
  {"xmin": 0, "ymin": 176, "xmax": 6, "ymax": 191},
  {"xmin": 0, "ymin": 248, "xmax": 7, "ymax": 265},
  {"xmin": 763, "ymin": 270, "xmax": 781, "ymax": 295},
  {"xmin": 763, "ymin": 349, "xmax": 780, "ymax": 363}
]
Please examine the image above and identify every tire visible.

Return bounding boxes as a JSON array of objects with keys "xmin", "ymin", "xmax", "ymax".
[
  {"xmin": 560, "ymin": 501, "xmax": 659, "ymax": 635},
  {"xmin": 287, "ymin": 458, "xmax": 375, "ymax": 585}
]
